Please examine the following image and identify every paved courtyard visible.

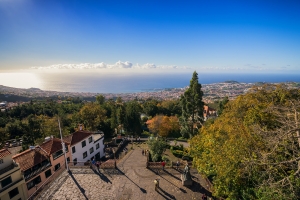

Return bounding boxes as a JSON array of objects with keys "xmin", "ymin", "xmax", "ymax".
[{"xmin": 37, "ymin": 147, "xmax": 212, "ymax": 200}]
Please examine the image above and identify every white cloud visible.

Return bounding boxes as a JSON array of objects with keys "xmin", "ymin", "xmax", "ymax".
[
  {"xmin": 108, "ymin": 61, "xmax": 132, "ymax": 69},
  {"xmin": 31, "ymin": 61, "xmax": 190, "ymax": 70}
]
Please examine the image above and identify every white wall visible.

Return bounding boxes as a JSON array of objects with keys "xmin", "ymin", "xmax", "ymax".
[
  {"xmin": 94, "ymin": 136, "xmax": 105, "ymax": 160},
  {"xmin": 71, "ymin": 135, "xmax": 105, "ymax": 164}
]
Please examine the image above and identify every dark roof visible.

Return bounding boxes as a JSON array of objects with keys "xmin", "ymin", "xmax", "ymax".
[
  {"xmin": 39, "ymin": 137, "xmax": 70, "ymax": 155},
  {"xmin": 63, "ymin": 130, "xmax": 94, "ymax": 146},
  {"xmin": 12, "ymin": 147, "xmax": 49, "ymax": 171},
  {"xmin": 0, "ymin": 148, "xmax": 11, "ymax": 159}
]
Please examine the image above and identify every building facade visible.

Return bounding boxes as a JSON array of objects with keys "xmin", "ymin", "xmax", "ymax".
[
  {"xmin": 12, "ymin": 137, "xmax": 70, "ymax": 198},
  {"xmin": 39, "ymin": 137, "xmax": 71, "ymax": 177},
  {"xmin": 12, "ymin": 147, "xmax": 51, "ymax": 197},
  {"xmin": 0, "ymin": 148, "xmax": 27, "ymax": 200},
  {"xmin": 64, "ymin": 130, "xmax": 105, "ymax": 165}
]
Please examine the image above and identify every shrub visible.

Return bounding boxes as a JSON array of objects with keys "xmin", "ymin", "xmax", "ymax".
[
  {"xmin": 141, "ymin": 131, "xmax": 151, "ymax": 137},
  {"xmin": 147, "ymin": 138, "xmax": 167, "ymax": 162},
  {"xmin": 171, "ymin": 149, "xmax": 184, "ymax": 158},
  {"xmin": 166, "ymin": 143, "xmax": 171, "ymax": 149},
  {"xmin": 162, "ymin": 155, "xmax": 169, "ymax": 162},
  {"xmin": 172, "ymin": 145, "xmax": 184, "ymax": 151},
  {"xmin": 179, "ymin": 144, "xmax": 184, "ymax": 150}
]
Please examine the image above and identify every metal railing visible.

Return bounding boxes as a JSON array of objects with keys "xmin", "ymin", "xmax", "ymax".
[
  {"xmin": 24, "ymin": 162, "xmax": 51, "ymax": 181},
  {"xmin": 68, "ymin": 160, "xmax": 116, "ymax": 169},
  {"xmin": 146, "ymin": 160, "xmax": 193, "ymax": 169}
]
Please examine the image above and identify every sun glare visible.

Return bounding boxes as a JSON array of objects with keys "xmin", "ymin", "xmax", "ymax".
[{"xmin": 0, "ymin": 73, "xmax": 42, "ymax": 89}]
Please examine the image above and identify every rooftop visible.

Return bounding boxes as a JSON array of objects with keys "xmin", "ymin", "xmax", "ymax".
[
  {"xmin": 40, "ymin": 137, "xmax": 70, "ymax": 156},
  {"xmin": 12, "ymin": 147, "xmax": 49, "ymax": 171},
  {"xmin": 0, "ymin": 148, "xmax": 11, "ymax": 159},
  {"xmin": 63, "ymin": 130, "xmax": 95, "ymax": 146}
]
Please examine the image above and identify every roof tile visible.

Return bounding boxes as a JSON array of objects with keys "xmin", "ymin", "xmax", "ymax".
[
  {"xmin": 12, "ymin": 147, "xmax": 49, "ymax": 171},
  {"xmin": 0, "ymin": 148, "xmax": 11, "ymax": 159},
  {"xmin": 63, "ymin": 130, "xmax": 94, "ymax": 146},
  {"xmin": 40, "ymin": 137, "xmax": 70, "ymax": 155}
]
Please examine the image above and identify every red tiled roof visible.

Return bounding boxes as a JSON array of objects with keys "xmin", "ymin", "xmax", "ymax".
[
  {"xmin": 0, "ymin": 148, "xmax": 11, "ymax": 159},
  {"xmin": 39, "ymin": 137, "xmax": 70, "ymax": 155},
  {"xmin": 12, "ymin": 147, "xmax": 49, "ymax": 171},
  {"xmin": 63, "ymin": 130, "xmax": 94, "ymax": 146}
]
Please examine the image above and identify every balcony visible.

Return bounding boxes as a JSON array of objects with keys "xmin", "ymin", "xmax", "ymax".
[
  {"xmin": 0, "ymin": 163, "xmax": 17, "ymax": 176},
  {"xmin": 24, "ymin": 161, "xmax": 51, "ymax": 181}
]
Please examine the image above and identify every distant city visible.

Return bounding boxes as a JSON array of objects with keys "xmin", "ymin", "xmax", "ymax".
[{"xmin": 1, "ymin": 81, "xmax": 300, "ymax": 105}]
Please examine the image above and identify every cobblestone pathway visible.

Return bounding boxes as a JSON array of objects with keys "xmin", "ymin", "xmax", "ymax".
[{"xmin": 37, "ymin": 147, "xmax": 211, "ymax": 200}]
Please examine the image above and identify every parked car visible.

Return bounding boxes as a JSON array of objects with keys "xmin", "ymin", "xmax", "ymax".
[{"xmin": 11, "ymin": 142, "xmax": 18, "ymax": 147}]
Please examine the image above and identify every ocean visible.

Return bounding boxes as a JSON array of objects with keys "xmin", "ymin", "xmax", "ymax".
[{"xmin": 0, "ymin": 71, "xmax": 300, "ymax": 93}]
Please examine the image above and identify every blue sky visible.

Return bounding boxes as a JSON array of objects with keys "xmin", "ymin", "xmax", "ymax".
[{"xmin": 0, "ymin": 0, "xmax": 300, "ymax": 73}]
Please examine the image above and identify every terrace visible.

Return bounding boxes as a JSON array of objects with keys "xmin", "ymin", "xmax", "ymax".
[{"xmin": 23, "ymin": 159, "xmax": 51, "ymax": 181}]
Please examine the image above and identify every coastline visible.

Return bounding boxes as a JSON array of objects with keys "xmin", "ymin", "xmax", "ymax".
[{"xmin": 1, "ymin": 81, "xmax": 300, "ymax": 103}]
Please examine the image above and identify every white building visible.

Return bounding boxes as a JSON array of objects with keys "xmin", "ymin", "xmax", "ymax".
[{"xmin": 64, "ymin": 130, "xmax": 105, "ymax": 165}]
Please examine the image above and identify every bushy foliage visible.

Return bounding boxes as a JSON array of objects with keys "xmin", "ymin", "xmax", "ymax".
[
  {"xmin": 147, "ymin": 138, "xmax": 167, "ymax": 162},
  {"xmin": 190, "ymin": 84, "xmax": 300, "ymax": 200},
  {"xmin": 146, "ymin": 115, "xmax": 180, "ymax": 137}
]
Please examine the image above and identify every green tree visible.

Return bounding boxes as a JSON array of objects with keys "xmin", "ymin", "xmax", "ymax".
[
  {"xmin": 0, "ymin": 127, "xmax": 9, "ymax": 146},
  {"xmin": 124, "ymin": 101, "xmax": 142, "ymax": 135},
  {"xmin": 218, "ymin": 96, "xmax": 229, "ymax": 116},
  {"xmin": 159, "ymin": 99, "xmax": 182, "ymax": 116},
  {"xmin": 20, "ymin": 114, "xmax": 44, "ymax": 150},
  {"xmin": 116, "ymin": 104, "xmax": 126, "ymax": 134},
  {"xmin": 147, "ymin": 138, "xmax": 167, "ymax": 162},
  {"xmin": 190, "ymin": 84, "xmax": 300, "ymax": 200},
  {"xmin": 142, "ymin": 99, "xmax": 159, "ymax": 117},
  {"xmin": 78, "ymin": 103, "xmax": 107, "ymax": 131},
  {"xmin": 96, "ymin": 95, "xmax": 106, "ymax": 105},
  {"xmin": 180, "ymin": 71, "xmax": 204, "ymax": 138},
  {"xmin": 5, "ymin": 120, "xmax": 27, "ymax": 139}
]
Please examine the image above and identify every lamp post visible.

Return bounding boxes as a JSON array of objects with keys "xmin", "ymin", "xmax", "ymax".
[{"xmin": 58, "ymin": 118, "xmax": 69, "ymax": 171}]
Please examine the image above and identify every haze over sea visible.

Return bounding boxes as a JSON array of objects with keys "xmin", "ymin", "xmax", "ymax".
[{"xmin": 1, "ymin": 71, "xmax": 300, "ymax": 94}]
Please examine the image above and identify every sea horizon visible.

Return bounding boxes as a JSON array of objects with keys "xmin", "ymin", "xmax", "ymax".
[{"xmin": 1, "ymin": 72, "xmax": 300, "ymax": 94}]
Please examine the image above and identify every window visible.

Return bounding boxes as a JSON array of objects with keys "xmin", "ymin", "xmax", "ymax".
[
  {"xmin": 54, "ymin": 163, "xmax": 61, "ymax": 171},
  {"xmin": 83, "ymin": 151, "xmax": 87, "ymax": 159},
  {"xmin": 0, "ymin": 159, "xmax": 3, "ymax": 164},
  {"xmin": 88, "ymin": 137, "xmax": 92, "ymax": 143},
  {"xmin": 27, "ymin": 176, "xmax": 41, "ymax": 190},
  {"xmin": 67, "ymin": 157, "xmax": 70, "ymax": 163},
  {"xmin": 45, "ymin": 169, "xmax": 52, "ymax": 178},
  {"xmin": 72, "ymin": 146, "xmax": 76, "ymax": 153},
  {"xmin": 1, "ymin": 176, "xmax": 12, "ymax": 188},
  {"xmin": 73, "ymin": 158, "xmax": 77, "ymax": 166},
  {"xmin": 8, "ymin": 187, "xmax": 19, "ymax": 199},
  {"xmin": 96, "ymin": 143, "xmax": 99, "ymax": 149},
  {"xmin": 81, "ymin": 140, "xmax": 86, "ymax": 148},
  {"xmin": 89, "ymin": 147, "xmax": 94, "ymax": 154}
]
